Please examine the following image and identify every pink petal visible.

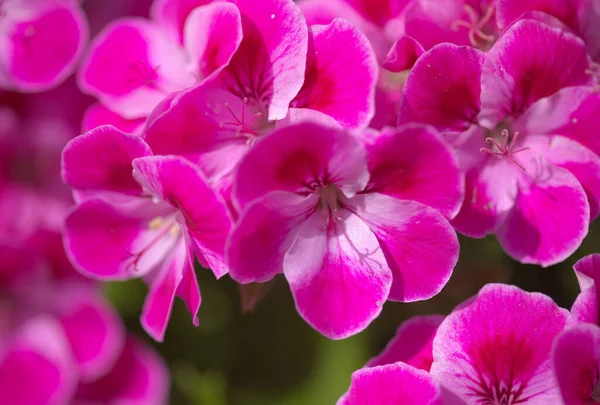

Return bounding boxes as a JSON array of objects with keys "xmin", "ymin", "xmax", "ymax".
[
  {"xmin": 150, "ymin": 0, "xmax": 212, "ymax": 43},
  {"xmin": 76, "ymin": 335, "xmax": 170, "ymax": 405},
  {"xmin": 56, "ymin": 284, "xmax": 125, "ymax": 382},
  {"xmin": 398, "ymin": 44, "xmax": 485, "ymax": 133},
  {"xmin": 383, "ymin": 36, "xmax": 425, "ymax": 72},
  {"xmin": 1, "ymin": 3, "xmax": 88, "ymax": 92},
  {"xmin": 367, "ymin": 315, "xmax": 444, "ymax": 371},
  {"xmin": 217, "ymin": 0, "xmax": 308, "ymax": 121},
  {"xmin": 78, "ymin": 18, "xmax": 193, "ymax": 119},
  {"xmin": 227, "ymin": 191, "xmax": 318, "ymax": 284},
  {"xmin": 364, "ymin": 124, "xmax": 463, "ymax": 220},
  {"xmin": 233, "ymin": 122, "xmax": 369, "ymax": 209},
  {"xmin": 62, "ymin": 126, "xmax": 151, "ymax": 199},
  {"xmin": 350, "ymin": 193, "xmax": 458, "ymax": 302},
  {"xmin": 132, "ymin": 155, "xmax": 233, "ymax": 278},
  {"xmin": 343, "ymin": 0, "xmax": 407, "ymax": 27},
  {"xmin": 338, "ymin": 362, "xmax": 443, "ymax": 405},
  {"xmin": 497, "ymin": 155, "xmax": 590, "ymax": 267},
  {"xmin": 571, "ymin": 254, "xmax": 600, "ymax": 325},
  {"xmin": 553, "ymin": 324, "xmax": 600, "ymax": 405},
  {"xmin": 184, "ymin": 3, "xmax": 243, "ymax": 80},
  {"xmin": 431, "ymin": 284, "xmax": 568, "ymax": 404},
  {"xmin": 291, "ymin": 18, "xmax": 378, "ymax": 130},
  {"xmin": 284, "ymin": 210, "xmax": 392, "ymax": 339},
  {"xmin": 82, "ymin": 103, "xmax": 145, "ymax": 134},
  {"xmin": 480, "ymin": 19, "xmax": 593, "ymax": 127}
]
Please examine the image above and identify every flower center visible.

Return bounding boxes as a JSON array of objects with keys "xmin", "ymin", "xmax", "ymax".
[
  {"xmin": 124, "ymin": 216, "xmax": 180, "ymax": 273},
  {"xmin": 451, "ymin": 4, "xmax": 496, "ymax": 49},
  {"xmin": 480, "ymin": 129, "xmax": 530, "ymax": 171},
  {"xmin": 220, "ymin": 97, "xmax": 266, "ymax": 145},
  {"xmin": 316, "ymin": 184, "xmax": 344, "ymax": 225},
  {"xmin": 127, "ymin": 60, "xmax": 165, "ymax": 92},
  {"xmin": 586, "ymin": 62, "xmax": 600, "ymax": 90}
]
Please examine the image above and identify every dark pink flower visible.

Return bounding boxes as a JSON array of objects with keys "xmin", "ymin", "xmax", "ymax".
[
  {"xmin": 0, "ymin": 0, "xmax": 88, "ymax": 92},
  {"xmin": 570, "ymin": 254, "xmax": 600, "ymax": 326},
  {"xmin": 62, "ymin": 126, "xmax": 233, "ymax": 341},
  {"xmin": 431, "ymin": 284, "xmax": 568, "ymax": 404},
  {"xmin": 399, "ymin": 19, "xmax": 600, "ymax": 266},
  {"xmin": 226, "ymin": 122, "xmax": 460, "ymax": 338}
]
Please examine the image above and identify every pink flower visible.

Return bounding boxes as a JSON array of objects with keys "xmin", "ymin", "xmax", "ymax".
[
  {"xmin": 431, "ymin": 284, "xmax": 568, "ymax": 404},
  {"xmin": 337, "ymin": 362, "xmax": 443, "ymax": 405},
  {"xmin": 570, "ymin": 254, "xmax": 600, "ymax": 326},
  {"xmin": 78, "ymin": 0, "xmax": 244, "ymax": 121},
  {"xmin": 399, "ymin": 19, "xmax": 600, "ymax": 266},
  {"xmin": 226, "ymin": 122, "xmax": 461, "ymax": 339},
  {"xmin": 553, "ymin": 323, "xmax": 600, "ymax": 405},
  {"xmin": 62, "ymin": 126, "xmax": 233, "ymax": 341},
  {"xmin": 0, "ymin": 0, "xmax": 88, "ymax": 92}
]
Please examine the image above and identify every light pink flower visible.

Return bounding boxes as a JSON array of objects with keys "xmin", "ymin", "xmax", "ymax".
[
  {"xmin": 0, "ymin": 0, "xmax": 88, "ymax": 92},
  {"xmin": 399, "ymin": 19, "xmax": 600, "ymax": 266},
  {"xmin": 62, "ymin": 126, "xmax": 232, "ymax": 341},
  {"xmin": 227, "ymin": 122, "xmax": 460, "ymax": 338},
  {"xmin": 431, "ymin": 284, "xmax": 568, "ymax": 404}
]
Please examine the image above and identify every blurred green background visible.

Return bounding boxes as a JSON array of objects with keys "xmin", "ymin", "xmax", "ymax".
[{"xmin": 104, "ymin": 221, "xmax": 599, "ymax": 405}]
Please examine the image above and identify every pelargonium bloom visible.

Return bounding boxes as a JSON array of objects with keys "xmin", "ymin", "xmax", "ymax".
[
  {"xmin": 431, "ymin": 284, "xmax": 568, "ymax": 404},
  {"xmin": 62, "ymin": 126, "xmax": 232, "ymax": 341},
  {"xmin": 570, "ymin": 254, "xmax": 600, "ymax": 326},
  {"xmin": 399, "ymin": 18, "xmax": 600, "ymax": 266},
  {"xmin": 0, "ymin": 0, "xmax": 88, "ymax": 92},
  {"xmin": 227, "ymin": 122, "xmax": 461, "ymax": 339},
  {"xmin": 78, "ymin": 0, "xmax": 244, "ymax": 120},
  {"xmin": 553, "ymin": 323, "xmax": 600, "ymax": 405}
]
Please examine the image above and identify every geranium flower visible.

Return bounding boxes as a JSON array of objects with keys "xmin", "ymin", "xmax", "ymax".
[
  {"xmin": 571, "ymin": 254, "xmax": 600, "ymax": 326},
  {"xmin": 62, "ymin": 126, "xmax": 232, "ymax": 341},
  {"xmin": 0, "ymin": 0, "xmax": 88, "ymax": 92},
  {"xmin": 227, "ymin": 122, "xmax": 461, "ymax": 338},
  {"xmin": 431, "ymin": 284, "xmax": 568, "ymax": 404},
  {"xmin": 399, "ymin": 19, "xmax": 600, "ymax": 266}
]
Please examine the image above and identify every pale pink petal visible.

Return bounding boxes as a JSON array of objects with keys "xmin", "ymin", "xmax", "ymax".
[
  {"xmin": 82, "ymin": 103, "xmax": 145, "ymax": 134},
  {"xmin": 151, "ymin": 0, "xmax": 212, "ymax": 43},
  {"xmin": 233, "ymin": 122, "xmax": 369, "ymax": 209},
  {"xmin": 383, "ymin": 36, "xmax": 425, "ymax": 72},
  {"xmin": 227, "ymin": 191, "xmax": 318, "ymax": 284},
  {"xmin": 132, "ymin": 155, "xmax": 233, "ymax": 278},
  {"xmin": 431, "ymin": 284, "xmax": 568, "ymax": 404},
  {"xmin": 367, "ymin": 315, "xmax": 444, "ymax": 371},
  {"xmin": 338, "ymin": 362, "xmax": 443, "ymax": 405},
  {"xmin": 571, "ymin": 254, "xmax": 600, "ymax": 325},
  {"xmin": 184, "ymin": 3, "xmax": 243, "ymax": 80},
  {"xmin": 291, "ymin": 18, "xmax": 378, "ymax": 130},
  {"xmin": 480, "ymin": 19, "xmax": 593, "ymax": 127},
  {"xmin": 78, "ymin": 18, "xmax": 193, "ymax": 119},
  {"xmin": 349, "ymin": 193, "xmax": 458, "ymax": 302},
  {"xmin": 553, "ymin": 323, "xmax": 600, "ymax": 405},
  {"xmin": 283, "ymin": 210, "xmax": 392, "ymax": 339},
  {"xmin": 363, "ymin": 124, "xmax": 463, "ymax": 219}
]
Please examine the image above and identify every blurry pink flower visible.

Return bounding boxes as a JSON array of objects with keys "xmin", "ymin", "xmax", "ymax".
[
  {"xmin": 399, "ymin": 19, "xmax": 600, "ymax": 266},
  {"xmin": 227, "ymin": 122, "xmax": 460, "ymax": 339},
  {"xmin": 431, "ymin": 284, "xmax": 568, "ymax": 404},
  {"xmin": 0, "ymin": 0, "xmax": 88, "ymax": 92},
  {"xmin": 570, "ymin": 254, "xmax": 600, "ymax": 326},
  {"xmin": 62, "ymin": 126, "xmax": 232, "ymax": 341},
  {"xmin": 337, "ymin": 362, "xmax": 443, "ymax": 405},
  {"xmin": 78, "ymin": 0, "xmax": 244, "ymax": 121}
]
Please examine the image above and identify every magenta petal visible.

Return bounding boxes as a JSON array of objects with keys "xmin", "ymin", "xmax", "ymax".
[
  {"xmin": 78, "ymin": 18, "xmax": 193, "ymax": 119},
  {"xmin": 497, "ymin": 159, "xmax": 590, "ymax": 267},
  {"xmin": 234, "ymin": 122, "xmax": 369, "ymax": 209},
  {"xmin": 184, "ymin": 3, "xmax": 243, "ymax": 79},
  {"xmin": 497, "ymin": 0, "xmax": 580, "ymax": 29},
  {"xmin": 364, "ymin": 124, "xmax": 463, "ymax": 219},
  {"xmin": 431, "ymin": 284, "xmax": 568, "ymax": 404},
  {"xmin": 284, "ymin": 210, "xmax": 392, "ymax": 339},
  {"xmin": 571, "ymin": 254, "xmax": 600, "ymax": 325},
  {"xmin": 398, "ymin": 44, "xmax": 484, "ymax": 133},
  {"xmin": 338, "ymin": 362, "xmax": 443, "ymax": 405},
  {"xmin": 62, "ymin": 126, "xmax": 152, "ymax": 198},
  {"xmin": 291, "ymin": 18, "xmax": 378, "ymax": 130},
  {"xmin": 1, "ymin": 3, "xmax": 88, "ymax": 92},
  {"xmin": 383, "ymin": 36, "xmax": 425, "ymax": 72},
  {"xmin": 0, "ymin": 317, "xmax": 77, "ymax": 405},
  {"xmin": 350, "ymin": 193, "xmax": 458, "ymax": 302},
  {"xmin": 82, "ymin": 104, "xmax": 145, "ymax": 134},
  {"xmin": 227, "ymin": 191, "xmax": 317, "ymax": 284},
  {"xmin": 151, "ymin": 0, "xmax": 212, "ymax": 43},
  {"xmin": 367, "ymin": 315, "xmax": 444, "ymax": 371},
  {"xmin": 132, "ymin": 155, "xmax": 232, "ymax": 278},
  {"xmin": 56, "ymin": 285, "xmax": 125, "ymax": 382},
  {"xmin": 480, "ymin": 19, "xmax": 593, "ymax": 127},
  {"xmin": 553, "ymin": 323, "xmax": 600, "ymax": 405},
  {"xmin": 219, "ymin": 0, "xmax": 308, "ymax": 120}
]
